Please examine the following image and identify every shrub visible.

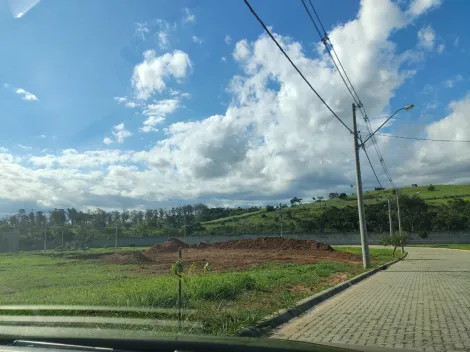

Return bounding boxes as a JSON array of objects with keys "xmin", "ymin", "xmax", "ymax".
[
  {"xmin": 428, "ymin": 184, "xmax": 436, "ymax": 191},
  {"xmin": 417, "ymin": 231, "xmax": 428, "ymax": 239},
  {"xmin": 379, "ymin": 231, "xmax": 408, "ymax": 257}
]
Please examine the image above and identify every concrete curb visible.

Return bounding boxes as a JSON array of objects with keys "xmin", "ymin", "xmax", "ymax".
[{"xmin": 237, "ymin": 251, "xmax": 409, "ymax": 337}]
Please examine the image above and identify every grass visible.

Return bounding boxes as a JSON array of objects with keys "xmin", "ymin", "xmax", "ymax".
[
  {"xmin": 0, "ymin": 247, "xmax": 394, "ymax": 336},
  {"xmin": 410, "ymin": 244, "xmax": 470, "ymax": 250},
  {"xmin": 199, "ymin": 183, "xmax": 470, "ymax": 234}
]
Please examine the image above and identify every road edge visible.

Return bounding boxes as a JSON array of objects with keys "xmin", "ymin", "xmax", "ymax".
[{"xmin": 237, "ymin": 251, "xmax": 409, "ymax": 337}]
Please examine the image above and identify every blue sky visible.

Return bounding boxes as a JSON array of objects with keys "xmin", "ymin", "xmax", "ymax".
[{"xmin": 0, "ymin": 0, "xmax": 469, "ymax": 212}]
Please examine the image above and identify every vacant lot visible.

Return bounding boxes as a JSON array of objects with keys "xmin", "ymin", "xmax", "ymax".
[{"xmin": 0, "ymin": 240, "xmax": 394, "ymax": 335}]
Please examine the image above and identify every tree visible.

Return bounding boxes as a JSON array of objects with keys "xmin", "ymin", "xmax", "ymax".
[
  {"xmin": 379, "ymin": 231, "xmax": 408, "ymax": 257},
  {"xmin": 428, "ymin": 184, "xmax": 436, "ymax": 191},
  {"xmin": 328, "ymin": 193, "xmax": 339, "ymax": 199},
  {"xmin": 312, "ymin": 196, "xmax": 316, "ymax": 201},
  {"xmin": 339, "ymin": 193, "xmax": 348, "ymax": 199},
  {"xmin": 290, "ymin": 197, "xmax": 302, "ymax": 206},
  {"xmin": 266, "ymin": 205, "xmax": 275, "ymax": 212}
]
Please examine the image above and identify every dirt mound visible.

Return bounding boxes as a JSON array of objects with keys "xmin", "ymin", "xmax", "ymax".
[
  {"xmin": 103, "ymin": 251, "xmax": 153, "ymax": 265},
  {"xmin": 144, "ymin": 238, "xmax": 190, "ymax": 257},
  {"xmin": 210, "ymin": 237, "xmax": 334, "ymax": 251}
]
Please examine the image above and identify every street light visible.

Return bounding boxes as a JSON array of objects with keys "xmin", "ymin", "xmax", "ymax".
[
  {"xmin": 352, "ymin": 103, "xmax": 414, "ymax": 268},
  {"xmin": 360, "ymin": 105, "xmax": 414, "ymax": 147}
]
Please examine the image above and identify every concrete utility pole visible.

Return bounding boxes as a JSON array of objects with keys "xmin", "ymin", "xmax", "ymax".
[
  {"xmin": 396, "ymin": 189, "xmax": 402, "ymax": 234},
  {"xmin": 388, "ymin": 198, "xmax": 393, "ymax": 237},
  {"xmin": 352, "ymin": 103, "xmax": 370, "ymax": 268},
  {"xmin": 114, "ymin": 222, "xmax": 118, "ymax": 250},
  {"xmin": 184, "ymin": 214, "xmax": 187, "ymax": 241}
]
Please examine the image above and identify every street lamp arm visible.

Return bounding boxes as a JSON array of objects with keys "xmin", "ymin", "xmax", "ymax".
[{"xmin": 359, "ymin": 105, "xmax": 413, "ymax": 147}]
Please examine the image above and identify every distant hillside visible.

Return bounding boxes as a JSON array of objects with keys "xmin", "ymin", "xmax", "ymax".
[{"xmin": 200, "ymin": 184, "xmax": 470, "ymax": 235}]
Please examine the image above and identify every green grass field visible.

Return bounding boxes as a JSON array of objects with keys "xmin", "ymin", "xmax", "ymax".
[
  {"xmin": 410, "ymin": 244, "xmax": 470, "ymax": 250},
  {"xmin": 0, "ymin": 247, "xmax": 394, "ymax": 335},
  {"xmin": 200, "ymin": 184, "xmax": 470, "ymax": 234}
]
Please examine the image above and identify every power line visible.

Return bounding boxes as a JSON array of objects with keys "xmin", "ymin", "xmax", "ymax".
[
  {"xmin": 375, "ymin": 133, "xmax": 470, "ymax": 143},
  {"xmin": 361, "ymin": 142, "xmax": 383, "ymax": 189},
  {"xmin": 302, "ymin": 0, "xmax": 397, "ymax": 190},
  {"xmin": 243, "ymin": 0, "xmax": 353, "ymax": 134}
]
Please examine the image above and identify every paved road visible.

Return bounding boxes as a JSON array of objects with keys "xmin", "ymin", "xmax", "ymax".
[{"xmin": 272, "ymin": 247, "xmax": 470, "ymax": 351}]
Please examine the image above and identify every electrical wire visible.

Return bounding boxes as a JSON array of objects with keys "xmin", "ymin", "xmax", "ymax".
[
  {"xmin": 375, "ymin": 133, "xmax": 470, "ymax": 143},
  {"xmin": 243, "ymin": 0, "xmax": 353, "ymax": 134},
  {"xmin": 301, "ymin": 0, "xmax": 397, "ymax": 189},
  {"xmin": 360, "ymin": 139, "xmax": 383, "ymax": 189}
]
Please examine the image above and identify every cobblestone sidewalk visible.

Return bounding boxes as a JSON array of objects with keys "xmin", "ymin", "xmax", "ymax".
[{"xmin": 272, "ymin": 247, "xmax": 470, "ymax": 352}]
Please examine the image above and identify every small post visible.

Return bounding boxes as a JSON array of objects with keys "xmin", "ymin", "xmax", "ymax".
[
  {"xmin": 388, "ymin": 198, "xmax": 393, "ymax": 237},
  {"xmin": 177, "ymin": 247, "xmax": 183, "ymax": 329}
]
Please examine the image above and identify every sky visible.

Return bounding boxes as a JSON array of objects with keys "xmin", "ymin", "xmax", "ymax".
[{"xmin": 0, "ymin": 0, "xmax": 469, "ymax": 213}]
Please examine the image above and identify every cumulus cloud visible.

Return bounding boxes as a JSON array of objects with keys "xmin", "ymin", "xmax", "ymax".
[
  {"xmin": 0, "ymin": 0, "xmax": 452, "ymax": 211},
  {"xmin": 114, "ymin": 96, "xmax": 137, "ymax": 108},
  {"xmin": 112, "ymin": 123, "xmax": 132, "ymax": 144},
  {"xmin": 407, "ymin": 0, "xmax": 441, "ymax": 16},
  {"xmin": 15, "ymin": 88, "xmax": 38, "ymax": 101},
  {"xmin": 417, "ymin": 25, "xmax": 436, "ymax": 50},
  {"xmin": 139, "ymin": 116, "xmax": 165, "ymax": 133},
  {"xmin": 103, "ymin": 137, "xmax": 113, "ymax": 145},
  {"xmin": 138, "ymin": 99, "xmax": 180, "ymax": 132},
  {"xmin": 132, "ymin": 50, "xmax": 192, "ymax": 100}
]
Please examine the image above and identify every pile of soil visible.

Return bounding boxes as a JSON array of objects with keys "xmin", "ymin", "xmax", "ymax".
[
  {"xmin": 210, "ymin": 237, "xmax": 334, "ymax": 251},
  {"xmin": 144, "ymin": 238, "xmax": 190, "ymax": 257},
  {"xmin": 103, "ymin": 251, "xmax": 153, "ymax": 265}
]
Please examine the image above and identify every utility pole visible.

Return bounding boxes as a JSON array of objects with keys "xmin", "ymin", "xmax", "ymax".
[
  {"xmin": 388, "ymin": 199, "xmax": 393, "ymax": 237},
  {"xmin": 352, "ymin": 103, "xmax": 370, "ymax": 268},
  {"xmin": 396, "ymin": 189, "xmax": 402, "ymax": 234},
  {"xmin": 184, "ymin": 214, "xmax": 187, "ymax": 241},
  {"xmin": 114, "ymin": 222, "xmax": 118, "ymax": 250}
]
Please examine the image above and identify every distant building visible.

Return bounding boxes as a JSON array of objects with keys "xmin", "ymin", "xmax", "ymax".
[{"xmin": 0, "ymin": 232, "xmax": 19, "ymax": 252}]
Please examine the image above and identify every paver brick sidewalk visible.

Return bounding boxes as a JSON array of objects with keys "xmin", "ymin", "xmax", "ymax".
[{"xmin": 272, "ymin": 247, "xmax": 470, "ymax": 352}]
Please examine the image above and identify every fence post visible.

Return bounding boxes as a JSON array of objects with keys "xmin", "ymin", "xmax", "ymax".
[{"xmin": 177, "ymin": 247, "xmax": 183, "ymax": 329}]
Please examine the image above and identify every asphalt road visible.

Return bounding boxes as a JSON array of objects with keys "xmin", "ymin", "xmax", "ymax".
[{"xmin": 272, "ymin": 247, "xmax": 470, "ymax": 352}]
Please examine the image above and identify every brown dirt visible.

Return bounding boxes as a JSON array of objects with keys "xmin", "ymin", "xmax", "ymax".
[
  {"xmin": 144, "ymin": 238, "xmax": 189, "ymax": 257},
  {"xmin": 98, "ymin": 237, "xmax": 366, "ymax": 273},
  {"xmin": 328, "ymin": 272, "xmax": 350, "ymax": 285},
  {"xmin": 103, "ymin": 251, "xmax": 153, "ymax": 265},
  {"xmin": 207, "ymin": 237, "xmax": 334, "ymax": 251}
]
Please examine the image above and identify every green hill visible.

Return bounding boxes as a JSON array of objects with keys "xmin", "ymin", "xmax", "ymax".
[{"xmin": 200, "ymin": 184, "xmax": 470, "ymax": 235}]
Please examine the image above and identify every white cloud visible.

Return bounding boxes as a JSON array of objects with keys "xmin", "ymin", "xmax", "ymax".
[
  {"xmin": 417, "ymin": 25, "xmax": 436, "ymax": 50},
  {"xmin": 17, "ymin": 144, "xmax": 32, "ymax": 150},
  {"xmin": 132, "ymin": 50, "xmax": 192, "ymax": 100},
  {"xmin": 115, "ymin": 96, "xmax": 137, "ymax": 108},
  {"xmin": 444, "ymin": 74, "xmax": 463, "ymax": 88},
  {"xmin": 139, "ymin": 116, "xmax": 166, "ymax": 133},
  {"xmin": 407, "ymin": 0, "xmax": 441, "ymax": 16},
  {"xmin": 182, "ymin": 8, "xmax": 195, "ymax": 23},
  {"xmin": 125, "ymin": 101, "xmax": 137, "ymax": 108},
  {"xmin": 192, "ymin": 35, "xmax": 203, "ymax": 44},
  {"xmin": 225, "ymin": 35, "xmax": 232, "ymax": 45},
  {"xmin": 399, "ymin": 94, "xmax": 470, "ymax": 185},
  {"xmin": 15, "ymin": 88, "xmax": 38, "ymax": 101},
  {"xmin": 0, "ymin": 0, "xmax": 453, "ymax": 211},
  {"xmin": 221, "ymin": 56, "xmax": 227, "ymax": 62},
  {"xmin": 143, "ymin": 99, "xmax": 180, "ymax": 116},
  {"xmin": 112, "ymin": 123, "xmax": 132, "ymax": 144},
  {"xmin": 114, "ymin": 96, "xmax": 127, "ymax": 103},
  {"xmin": 139, "ymin": 99, "xmax": 180, "ymax": 132},
  {"xmin": 437, "ymin": 43, "xmax": 444, "ymax": 53},
  {"xmin": 233, "ymin": 39, "xmax": 250, "ymax": 61},
  {"xmin": 103, "ymin": 137, "xmax": 113, "ymax": 145},
  {"xmin": 0, "ymin": 147, "xmax": 9, "ymax": 152},
  {"xmin": 454, "ymin": 36, "xmax": 460, "ymax": 47},
  {"xmin": 135, "ymin": 22, "xmax": 149, "ymax": 40}
]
